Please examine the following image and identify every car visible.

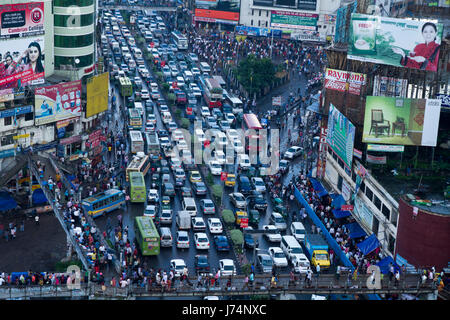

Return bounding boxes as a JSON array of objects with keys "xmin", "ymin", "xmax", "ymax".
[
  {"xmin": 159, "ymin": 129, "xmax": 169, "ymax": 137},
  {"xmin": 212, "ymin": 150, "xmax": 226, "ymax": 165},
  {"xmin": 194, "ymin": 254, "xmax": 210, "ymax": 274},
  {"xmin": 189, "ymin": 170, "xmax": 202, "ymax": 183},
  {"xmin": 176, "ymin": 231, "xmax": 190, "ymax": 249},
  {"xmin": 270, "ymin": 212, "xmax": 287, "ymax": 230},
  {"xmin": 225, "ymin": 113, "xmax": 235, "ymax": 124},
  {"xmin": 200, "ymin": 199, "xmax": 215, "ymax": 215},
  {"xmin": 279, "ymin": 159, "xmax": 290, "ymax": 174},
  {"xmin": 200, "ymin": 106, "xmax": 210, "ymax": 117},
  {"xmin": 167, "ymin": 121, "xmax": 178, "ymax": 133},
  {"xmin": 147, "ymin": 113, "xmax": 157, "ymax": 124},
  {"xmin": 159, "ymin": 209, "xmax": 173, "ymax": 224},
  {"xmin": 238, "ymin": 154, "xmax": 251, "ymax": 170},
  {"xmin": 208, "ymin": 160, "xmax": 222, "ymax": 176},
  {"xmin": 268, "ymin": 247, "xmax": 288, "ymax": 267},
  {"xmin": 144, "ymin": 205, "xmax": 157, "ymax": 218},
  {"xmin": 207, "ymin": 218, "xmax": 223, "ymax": 234},
  {"xmin": 238, "ymin": 176, "xmax": 253, "ymax": 195},
  {"xmin": 192, "ymin": 181, "xmax": 207, "ymax": 196},
  {"xmin": 219, "ymin": 120, "xmax": 231, "ymax": 131},
  {"xmin": 170, "ymin": 259, "xmax": 187, "ymax": 277},
  {"xmin": 248, "ymin": 209, "xmax": 260, "ymax": 226},
  {"xmin": 219, "ymin": 259, "xmax": 236, "ymax": 276},
  {"xmin": 174, "ymin": 177, "xmax": 185, "ymax": 189},
  {"xmin": 214, "ymin": 235, "xmax": 230, "ymax": 251},
  {"xmin": 284, "ymin": 146, "xmax": 303, "ymax": 160},
  {"xmin": 170, "ymin": 66, "xmax": 179, "ymax": 77},
  {"xmin": 174, "ymin": 167, "xmax": 186, "ymax": 180},
  {"xmin": 244, "ymin": 229, "xmax": 257, "ymax": 249},
  {"xmin": 140, "ymin": 89, "xmax": 150, "ymax": 100},
  {"xmin": 251, "ymin": 177, "xmax": 266, "ymax": 193},
  {"xmin": 224, "ymin": 173, "xmax": 236, "ymax": 187},
  {"xmin": 192, "ymin": 217, "xmax": 206, "ymax": 231},
  {"xmin": 163, "ymin": 182, "xmax": 175, "ymax": 197},
  {"xmin": 191, "ymin": 67, "xmax": 201, "ymax": 77},
  {"xmin": 159, "ymin": 104, "xmax": 169, "ymax": 114},
  {"xmin": 232, "ymin": 139, "xmax": 244, "ymax": 154},
  {"xmin": 180, "ymin": 187, "xmax": 193, "ymax": 198},
  {"xmin": 194, "ymin": 232, "xmax": 210, "ymax": 250},
  {"xmin": 257, "ymin": 254, "xmax": 274, "ymax": 273},
  {"xmin": 160, "ymin": 136, "xmax": 171, "ymax": 148},
  {"xmin": 170, "ymin": 157, "xmax": 182, "ymax": 170},
  {"xmin": 188, "ymin": 52, "xmax": 199, "ymax": 62},
  {"xmin": 248, "ymin": 191, "xmax": 268, "ymax": 211},
  {"xmin": 145, "ymin": 122, "xmax": 155, "ymax": 132},
  {"xmin": 263, "ymin": 224, "xmax": 282, "ymax": 242},
  {"xmin": 176, "ymin": 52, "xmax": 184, "ymax": 61},
  {"xmin": 147, "ymin": 189, "xmax": 159, "ymax": 203},
  {"xmin": 151, "ymin": 89, "xmax": 161, "ymax": 100},
  {"xmin": 229, "ymin": 192, "xmax": 247, "ymax": 209},
  {"xmin": 191, "ymin": 86, "xmax": 202, "ymax": 97}
]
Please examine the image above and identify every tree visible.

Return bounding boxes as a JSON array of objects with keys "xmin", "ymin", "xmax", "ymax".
[
  {"xmin": 230, "ymin": 229, "xmax": 244, "ymax": 246},
  {"xmin": 236, "ymin": 55, "xmax": 276, "ymax": 96},
  {"xmin": 222, "ymin": 209, "xmax": 235, "ymax": 226}
]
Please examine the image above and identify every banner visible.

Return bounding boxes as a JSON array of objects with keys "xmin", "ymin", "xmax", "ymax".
[
  {"xmin": 86, "ymin": 73, "xmax": 109, "ymax": 118},
  {"xmin": 348, "ymin": 14, "xmax": 443, "ymax": 72},
  {"xmin": 34, "ymin": 80, "xmax": 82, "ymax": 125},
  {"xmin": 326, "ymin": 103, "xmax": 356, "ymax": 169},
  {"xmin": 362, "ymin": 96, "xmax": 442, "ymax": 146},
  {"xmin": 436, "ymin": 93, "xmax": 450, "ymax": 112},
  {"xmin": 0, "ymin": 2, "xmax": 44, "ymax": 39},
  {"xmin": 0, "ymin": 36, "xmax": 45, "ymax": 90},
  {"xmin": 271, "ymin": 11, "xmax": 319, "ymax": 30},
  {"xmin": 367, "ymin": 154, "xmax": 387, "ymax": 164},
  {"xmin": 195, "ymin": 0, "xmax": 240, "ymax": 22},
  {"xmin": 290, "ymin": 30, "xmax": 322, "ymax": 42},
  {"xmin": 367, "ymin": 144, "xmax": 404, "ymax": 152},
  {"xmin": 342, "ymin": 180, "xmax": 352, "ymax": 201},
  {"xmin": 373, "ymin": 75, "xmax": 408, "ymax": 98},
  {"xmin": 353, "ymin": 196, "xmax": 373, "ymax": 230},
  {"xmin": 235, "ymin": 25, "xmax": 271, "ymax": 37},
  {"xmin": 353, "ymin": 148, "xmax": 363, "ymax": 159},
  {"xmin": 324, "ymin": 68, "xmax": 366, "ymax": 96}
]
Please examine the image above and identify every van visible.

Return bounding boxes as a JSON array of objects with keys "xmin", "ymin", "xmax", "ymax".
[
  {"xmin": 176, "ymin": 212, "xmax": 191, "ymax": 230},
  {"xmin": 199, "ymin": 62, "xmax": 211, "ymax": 73},
  {"xmin": 101, "ymin": 35, "xmax": 107, "ymax": 45},
  {"xmin": 290, "ymin": 222, "xmax": 306, "ymax": 242},
  {"xmin": 160, "ymin": 227, "xmax": 173, "ymax": 247},
  {"xmin": 133, "ymin": 47, "xmax": 142, "ymax": 59},
  {"xmin": 280, "ymin": 235, "xmax": 304, "ymax": 261},
  {"xmin": 162, "ymin": 111, "xmax": 172, "ymax": 124},
  {"xmin": 121, "ymin": 46, "xmax": 130, "ymax": 55},
  {"xmin": 183, "ymin": 70, "xmax": 194, "ymax": 82},
  {"xmin": 182, "ymin": 197, "xmax": 197, "ymax": 216}
]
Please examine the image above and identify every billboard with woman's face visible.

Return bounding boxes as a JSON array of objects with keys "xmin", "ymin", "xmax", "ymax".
[
  {"xmin": 0, "ymin": 36, "xmax": 45, "ymax": 90},
  {"xmin": 348, "ymin": 14, "xmax": 443, "ymax": 72}
]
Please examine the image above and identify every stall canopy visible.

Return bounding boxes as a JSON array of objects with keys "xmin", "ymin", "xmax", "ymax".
[
  {"xmin": 309, "ymin": 178, "xmax": 328, "ymax": 197},
  {"xmin": 0, "ymin": 191, "xmax": 17, "ymax": 212},
  {"xmin": 357, "ymin": 234, "xmax": 380, "ymax": 255},
  {"xmin": 376, "ymin": 256, "xmax": 400, "ymax": 274},
  {"xmin": 32, "ymin": 188, "xmax": 48, "ymax": 205},
  {"xmin": 307, "ymin": 101, "xmax": 320, "ymax": 113},
  {"xmin": 333, "ymin": 209, "xmax": 352, "ymax": 219},
  {"xmin": 344, "ymin": 222, "xmax": 367, "ymax": 239},
  {"xmin": 331, "ymin": 194, "xmax": 346, "ymax": 209}
]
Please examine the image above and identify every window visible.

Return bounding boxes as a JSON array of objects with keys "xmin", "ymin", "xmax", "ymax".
[
  {"xmin": 54, "ymin": 13, "xmax": 94, "ymax": 27},
  {"xmin": 266, "ymin": 11, "xmax": 269, "ymax": 17},
  {"xmin": 265, "ymin": 21, "xmax": 268, "ymax": 27},
  {"xmin": 251, "ymin": 20, "xmax": 253, "ymax": 26},
  {"xmin": 4, "ymin": 116, "xmax": 12, "ymax": 126},
  {"xmin": 360, "ymin": 181, "xmax": 366, "ymax": 194},
  {"xmin": 365, "ymin": 187, "xmax": 373, "ymax": 202},
  {"xmin": 327, "ymin": 147, "xmax": 332, "ymax": 155},
  {"xmin": 388, "ymin": 233, "xmax": 395, "ymax": 254},
  {"xmin": 55, "ymin": 53, "xmax": 94, "ymax": 68},
  {"xmin": 381, "ymin": 203, "xmax": 390, "ymax": 219},
  {"xmin": 25, "ymin": 112, "xmax": 34, "ymax": 121},
  {"xmin": 337, "ymin": 158, "xmax": 344, "ymax": 169},
  {"xmin": 259, "ymin": 10, "xmax": 261, "ymax": 16},
  {"xmin": 337, "ymin": 175, "xmax": 343, "ymax": 191},
  {"xmin": 344, "ymin": 166, "xmax": 351, "ymax": 177},
  {"xmin": 374, "ymin": 195, "xmax": 382, "ymax": 210},
  {"xmin": 390, "ymin": 209, "xmax": 398, "ymax": 227},
  {"xmin": 252, "ymin": 9, "xmax": 254, "ymax": 16},
  {"xmin": 372, "ymin": 217, "xmax": 379, "ymax": 235},
  {"xmin": 55, "ymin": 33, "xmax": 94, "ymax": 48},
  {"xmin": 332, "ymin": 151, "xmax": 338, "ymax": 162},
  {"xmin": 258, "ymin": 20, "xmax": 260, "ymax": 27},
  {"xmin": 1, "ymin": 133, "xmax": 14, "ymax": 146}
]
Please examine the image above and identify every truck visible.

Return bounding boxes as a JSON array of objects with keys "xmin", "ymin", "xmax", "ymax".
[
  {"xmin": 176, "ymin": 211, "xmax": 191, "ymax": 230},
  {"xmin": 304, "ymin": 233, "xmax": 330, "ymax": 270}
]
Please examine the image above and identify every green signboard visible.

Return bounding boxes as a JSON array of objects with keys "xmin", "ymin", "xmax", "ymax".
[{"xmin": 270, "ymin": 11, "xmax": 318, "ymax": 30}]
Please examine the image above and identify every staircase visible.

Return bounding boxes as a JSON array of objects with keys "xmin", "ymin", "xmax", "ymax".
[{"xmin": 0, "ymin": 154, "xmax": 27, "ymax": 188}]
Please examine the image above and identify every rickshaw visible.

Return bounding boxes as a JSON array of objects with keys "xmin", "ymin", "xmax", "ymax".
[{"xmin": 274, "ymin": 204, "xmax": 288, "ymax": 219}]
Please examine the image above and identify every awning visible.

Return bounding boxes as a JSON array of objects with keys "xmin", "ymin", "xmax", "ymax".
[
  {"xmin": 357, "ymin": 234, "xmax": 380, "ymax": 255},
  {"xmin": 309, "ymin": 178, "xmax": 328, "ymax": 197},
  {"xmin": 331, "ymin": 194, "xmax": 346, "ymax": 209},
  {"xmin": 376, "ymin": 256, "xmax": 400, "ymax": 274},
  {"xmin": 344, "ymin": 222, "xmax": 367, "ymax": 239},
  {"xmin": 333, "ymin": 209, "xmax": 352, "ymax": 219},
  {"xmin": 0, "ymin": 191, "xmax": 17, "ymax": 212},
  {"xmin": 32, "ymin": 188, "xmax": 48, "ymax": 205},
  {"xmin": 307, "ymin": 101, "xmax": 320, "ymax": 113}
]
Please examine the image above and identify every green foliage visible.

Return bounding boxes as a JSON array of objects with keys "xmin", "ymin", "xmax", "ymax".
[
  {"xmin": 155, "ymin": 72, "xmax": 163, "ymax": 83},
  {"xmin": 206, "ymin": 172, "xmax": 214, "ymax": 186},
  {"xmin": 230, "ymin": 229, "xmax": 244, "ymax": 246},
  {"xmin": 212, "ymin": 185, "xmax": 223, "ymax": 199},
  {"xmin": 167, "ymin": 93, "xmax": 176, "ymax": 104},
  {"xmin": 162, "ymin": 82, "xmax": 170, "ymax": 93},
  {"xmin": 174, "ymin": 108, "xmax": 182, "ymax": 119},
  {"xmin": 236, "ymin": 55, "xmax": 276, "ymax": 95},
  {"xmin": 241, "ymin": 264, "xmax": 252, "ymax": 275},
  {"xmin": 181, "ymin": 118, "xmax": 190, "ymax": 129},
  {"xmin": 222, "ymin": 209, "xmax": 235, "ymax": 225}
]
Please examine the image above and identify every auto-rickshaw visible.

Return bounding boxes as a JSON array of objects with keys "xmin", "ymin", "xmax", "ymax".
[
  {"xmin": 274, "ymin": 204, "xmax": 288, "ymax": 218},
  {"xmin": 161, "ymin": 196, "xmax": 171, "ymax": 206}
]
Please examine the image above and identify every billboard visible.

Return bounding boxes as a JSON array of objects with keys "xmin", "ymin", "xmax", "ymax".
[
  {"xmin": 0, "ymin": 36, "xmax": 45, "ymax": 90},
  {"xmin": 195, "ymin": 0, "xmax": 240, "ymax": 22},
  {"xmin": 0, "ymin": 2, "xmax": 44, "ymax": 39},
  {"xmin": 270, "ymin": 11, "xmax": 318, "ymax": 30},
  {"xmin": 34, "ymin": 80, "xmax": 82, "ymax": 125},
  {"xmin": 86, "ymin": 72, "xmax": 109, "ymax": 118},
  {"xmin": 436, "ymin": 93, "xmax": 450, "ymax": 112},
  {"xmin": 326, "ymin": 103, "xmax": 356, "ymax": 169},
  {"xmin": 362, "ymin": 96, "xmax": 442, "ymax": 146},
  {"xmin": 373, "ymin": 75, "xmax": 408, "ymax": 98},
  {"xmin": 324, "ymin": 68, "xmax": 366, "ymax": 96},
  {"xmin": 348, "ymin": 14, "xmax": 443, "ymax": 72}
]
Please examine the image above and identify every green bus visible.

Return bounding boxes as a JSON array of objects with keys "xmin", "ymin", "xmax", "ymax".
[
  {"xmin": 119, "ymin": 76, "xmax": 133, "ymax": 97},
  {"xmin": 129, "ymin": 171, "xmax": 146, "ymax": 203},
  {"xmin": 135, "ymin": 216, "xmax": 160, "ymax": 256}
]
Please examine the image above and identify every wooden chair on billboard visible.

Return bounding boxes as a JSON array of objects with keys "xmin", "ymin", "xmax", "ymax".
[{"xmin": 369, "ymin": 109, "xmax": 390, "ymax": 137}]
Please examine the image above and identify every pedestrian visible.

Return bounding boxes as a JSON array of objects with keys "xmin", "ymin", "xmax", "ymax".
[
  {"xmin": 316, "ymin": 264, "xmax": 320, "ymax": 279},
  {"xmin": 35, "ymin": 215, "xmax": 40, "ymax": 226},
  {"xmin": 20, "ymin": 221, "xmax": 24, "ymax": 232},
  {"xmin": 243, "ymin": 274, "xmax": 249, "ymax": 289},
  {"xmin": 394, "ymin": 271, "xmax": 400, "ymax": 287}
]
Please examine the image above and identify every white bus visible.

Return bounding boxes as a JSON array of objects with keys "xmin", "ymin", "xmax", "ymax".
[
  {"xmin": 129, "ymin": 130, "xmax": 144, "ymax": 154},
  {"xmin": 171, "ymin": 31, "xmax": 188, "ymax": 50}
]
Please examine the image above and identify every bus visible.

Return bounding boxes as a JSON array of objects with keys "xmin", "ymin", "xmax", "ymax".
[
  {"xmin": 199, "ymin": 76, "xmax": 223, "ymax": 109},
  {"xmin": 119, "ymin": 76, "xmax": 133, "ymax": 97},
  {"xmin": 129, "ymin": 171, "xmax": 146, "ymax": 203},
  {"xmin": 135, "ymin": 216, "xmax": 160, "ymax": 256},
  {"xmin": 81, "ymin": 189, "xmax": 125, "ymax": 218},
  {"xmin": 144, "ymin": 131, "xmax": 160, "ymax": 156},
  {"xmin": 242, "ymin": 113, "xmax": 263, "ymax": 153},
  {"xmin": 224, "ymin": 91, "xmax": 244, "ymax": 114},
  {"xmin": 128, "ymin": 108, "xmax": 142, "ymax": 130},
  {"xmin": 126, "ymin": 153, "xmax": 151, "ymax": 181},
  {"xmin": 171, "ymin": 30, "xmax": 188, "ymax": 50},
  {"xmin": 129, "ymin": 130, "xmax": 145, "ymax": 154},
  {"xmin": 212, "ymin": 75, "xmax": 226, "ymax": 89}
]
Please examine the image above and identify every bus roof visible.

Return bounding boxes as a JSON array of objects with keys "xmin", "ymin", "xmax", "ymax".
[
  {"xmin": 128, "ymin": 154, "xmax": 149, "ymax": 169},
  {"xmin": 119, "ymin": 77, "xmax": 131, "ymax": 85},
  {"xmin": 128, "ymin": 108, "xmax": 140, "ymax": 117},
  {"xmin": 243, "ymin": 113, "xmax": 262, "ymax": 130},
  {"xmin": 228, "ymin": 96, "xmax": 243, "ymax": 104},
  {"xmin": 135, "ymin": 216, "xmax": 159, "ymax": 238},
  {"xmin": 129, "ymin": 130, "xmax": 143, "ymax": 141},
  {"xmin": 129, "ymin": 171, "xmax": 145, "ymax": 186},
  {"xmin": 212, "ymin": 75, "xmax": 225, "ymax": 86},
  {"xmin": 83, "ymin": 189, "xmax": 122, "ymax": 203}
]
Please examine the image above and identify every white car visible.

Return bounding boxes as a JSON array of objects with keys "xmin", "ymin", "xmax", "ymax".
[
  {"xmin": 207, "ymin": 218, "xmax": 223, "ymax": 234},
  {"xmin": 262, "ymin": 225, "xmax": 282, "ymax": 242},
  {"xmin": 291, "ymin": 254, "xmax": 310, "ymax": 274},
  {"xmin": 284, "ymin": 146, "xmax": 303, "ymax": 160},
  {"xmin": 251, "ymin": 177, "xmax": 266, "ymax": 193},
  {"xmin": 268, "ymin": 247, "xmax": 288, "ymax": 267},
  {"xmin": 194, "ymin": 232, "xmax": 210, "ymax": 250},
  {"xmin": 238, "ymin": 154, "xmax": 251, "ymax": 170},
  {"xmin": 170, "ymin": 259, "xmax": 187, "ymax": 277},
  {"xmin": 168, "ymin": 121, "xmax": 178, "ymax": 133},
  {"xmin": 213, "ymin": 150, "xmax": 226, "ymax": 165},
  {"xmin": 270, "ymin": 212, "xmax": 287, "ymax": 231},
  {"xmin": 208, "ymin": 160, "xmax": 222, "ymax": 176},
  {"xmin": 219, "ymin": 259, "xmax": 236, "ymax": 276},
  {"xmin": 160, "ymin": 136, "xmax": 171, "ymax": 148},
  {"xmin": 290, "ymin": 222, "xmax": 306, "ymax": 242},
  {"xmin": 200, "ymin": 106, "xmax": 210, "ymax": 117},
  {"xmin": 232, "ymin": 139, "xmax": 244, "ymax": 154},
  {"xmin": 226, "ymin": 129, "xmax": 239, "ymax": 142},
  {"xmin": 191, "ymin": 67, "xmax": 201, "ymax": 76},
  {"xmin": 143, "ymin": 205, "xmax": 157, "ymax": 218},
  {"xmin": 147, "ymin": 113, "xmax": 156, "ymax": 124},
  {"xmin": 229, "ymin": 192, "xmax": 247, "ymax": 209},
  {"xmin": 176, "ymin": 230, "xmax": 190, "ymax": 249},
  {"xmin": 147, "ymin": 189, "xmax": 159, "ymax": 203},
  {"xmin": 172, "ymin": 129, "xmax": 184, "ymax": 141},
  {"xmin": 192, "ymin": 217, "xmax": 206, "ymax": 231}
]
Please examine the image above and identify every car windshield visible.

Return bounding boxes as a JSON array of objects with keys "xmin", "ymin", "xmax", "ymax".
[
  {"xmin": 274, "ymin": 252, "xmax": 284, "ymax": 258},
  {"xmin": 178, "ymin": 236, "xmax": 188, "ymax": 241},
  {"xmin": 316, "ymin": 254, "xmax": 329, "ymax": 261},
  {"xmin": 287, "ymin": 148, "xmax": 295, "ymax": 153},
  {"xmin": 291, "ymin": 248, "xmax": 303, "ymax": 254},
  {"xmin": 255, "ymin": 180, "xmax": 264, "ymax": 186},
  {"xmin": 262, "ymin": 258, "xmax": 272, "ymax": 266},
  {"xmin": 198, "ymin": 237, "xmax": 207, "ymax": 242},
  {"xmin": 235, "ymin": 195, "xmax": 244, "ymax": 201},
  {"xmin": 212, "ymin": 222, "xmax": 220, "ymax": 227},
  {"xmin": 204, "ymin": 202, "xmax": 213, "ymax": 207},
  {"xmin": 275, "ymin": 217, "xmax": 284, "ymax": 223},
  {"xmin": 224, "ymin": 265, "xmax": 234, "ymax": 271}
]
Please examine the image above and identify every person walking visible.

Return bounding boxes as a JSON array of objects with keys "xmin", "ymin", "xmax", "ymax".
[{"xmin": 35, "ymin": 215, "xmax": 40, "ymax": 226}]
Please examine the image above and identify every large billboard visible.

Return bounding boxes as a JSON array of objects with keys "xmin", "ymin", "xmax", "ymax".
[
  {"xmin": 0, "ymin": 36, "xmax": 45, "ymax": 90},
  {"xmin": 362, "ymin": 96, "xmax": 442, "ymax": 146},
  {"xmin": 373, "ymin": 75, "xmax": 408, "ymax": 98},
  {"xmin": 86, "ymin": 72, "xmax": 109, "ymax": 118},
  {"xmin": 195, "ymin": 0, "xmax": 240, "ymax": 22},
  {"xmin": 326, "ymin": 103, "xmax": 356, "ymax": 169},
  {"xmin": 270, "ymin": 11, "xmax": 318, "ymax": 30},
  {"xmin": 348, "ymin": 14, "xmax": 443, "ymax": 72},
  {"xmin": 34, "ymin": 80, "xmax": 82, "ymax": 125},
  {"xmin": 0, "ymin": 2, "xmax": 44, "ymax": 39},
  {"xmin": 324, "ymin": 68, "xmax": 366, "ymax": 96}
]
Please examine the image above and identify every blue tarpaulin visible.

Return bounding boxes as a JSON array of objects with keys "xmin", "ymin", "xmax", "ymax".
[
  {"xmin": 0, "ymin": 191, "xmax": 17, "ymax": 212},
  {"xmin": 32, "ymin": 188, "xmax": 48, "ymax": 205},
  {"xmin": 357, "ymin": 234, "xmax": 380, "ymax": 255},
  {"xmin": 331, "ymin": 194, "xmax": 346, "ymax": 209},
  {"xmin": 344, "ymin": 222, "xmax": 367, "ymax": 239},
  {"xmin": 307, "ymin": 101, "xmax": 320, "ymax": 113},
  {"xmin": 309, "ymin": 178, "xmax": 328, "ymax": 197},
  {"xmin": 332, "ymin": 209, "xmax": 352, "ymax": 219},
  {"xmin": 376, "ymin": 256, "xmax": 400, "ymax": 274}
]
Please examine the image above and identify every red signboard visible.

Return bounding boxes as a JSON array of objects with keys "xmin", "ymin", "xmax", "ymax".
[
  {"xmin": 341, "ymin": 205, "xmax": 354, "ymax": 211},
  {"xmin": 220, "ymin": 172, "xmax": 227, "ymax": 181},
  {"xmin": 194, "ymin": 9, "xmax": 239, "ymax": 22},
  {"xmin": 240, "ymin": 218, "xmax": 248, "ymax": 229}
]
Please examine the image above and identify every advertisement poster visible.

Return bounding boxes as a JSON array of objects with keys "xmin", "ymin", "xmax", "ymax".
[
  {"xmin": 367, "ymin": 144, "xmax": 404, "ymax": 152},
  {"xmin": 0, "ymin": 36, "xmax": 45, "ymax": 90},
  {"xmin": 271, "ymin": 11, "xmax": 318, "ymax": 30},
  {"xmin": 34, "ymin": 80, "xmax": 82, "ymax": 125},
  {"xmin": 342, "ymin": 180, "xmax": 352, "ymax": 201},
  {"xmin": 373, "ymin": 75, "xmax": 408, "ymax": 98},
  {"xmin": 362, "ymin": 96, "xmax": 442, "ymax": 146},
  {"xmin": 86, "ymin": 72, "xmax": 109, "ymax": 118},
  {"xmin": 326, "ymin": 103, "xmax": 356, "ymax": 169},
  {"xmin": 324, "ymin": 68, "xmax": 366, "ymax": 95},
  {"xmin": 436, "ymin": 93, "xmax": 450, "ymax": 111},
  {"xmin": 195, "ymin": 0, "xmax": 240, "ymax": 22},
  {"xmin": 366, "ymin": 154, "xmax": 387, "ymax": 164},
  {"xmin": 0, "ymin": 2, "xmax": 44, "ymax": 39},
  {"xmin": 348, "ymin": 13, "xmax": 443, "ymax": 72}
]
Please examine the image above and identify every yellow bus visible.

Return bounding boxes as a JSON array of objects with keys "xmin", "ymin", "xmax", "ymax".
[{"xmin": 126, "ymin": 154, "xmax": 151, "ymax": 181}]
